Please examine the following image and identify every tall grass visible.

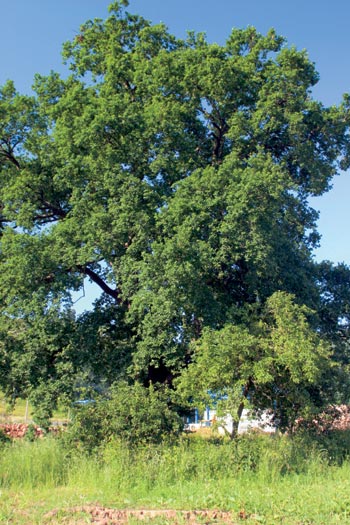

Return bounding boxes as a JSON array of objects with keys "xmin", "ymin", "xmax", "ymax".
[
  {"xmin": 0, "ymin": 437, "xmax": 69, "ymax": 488},
  {"xmin": 0, "ymin": 432, "xmax": 344, "ymax": 491},
  {"xmin": 2, "ymin": 432, "xmax": 350, "ymax": 523}
]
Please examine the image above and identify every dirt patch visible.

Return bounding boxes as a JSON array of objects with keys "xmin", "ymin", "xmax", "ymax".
[{"xmin": 44, "ymin": 506, "xmax": 236, "ymax": 524}]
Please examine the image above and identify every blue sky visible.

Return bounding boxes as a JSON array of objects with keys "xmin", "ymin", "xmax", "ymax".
[{"xmin": 1, "ymin": 0, "xmax": 350, "ymax": 309}]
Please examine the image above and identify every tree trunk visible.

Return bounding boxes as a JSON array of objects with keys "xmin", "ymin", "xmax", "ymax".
[{"xmin": 228, "ymin": 378, "xmax": 253, "ymax": 439}]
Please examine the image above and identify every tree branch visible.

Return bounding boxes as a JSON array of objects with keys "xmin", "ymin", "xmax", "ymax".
[
  {"xmin": 0, "ymin": 147, "xmax": 21, "ymax": 169},
  {"xmin": 76, "ymin": 264, "xmax": 121, "ymax": 303}
]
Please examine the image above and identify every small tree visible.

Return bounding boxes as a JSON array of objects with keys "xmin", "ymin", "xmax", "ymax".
[{"xmin": 176, "ymin": 292, "xmax": 332, "ymax": 438}]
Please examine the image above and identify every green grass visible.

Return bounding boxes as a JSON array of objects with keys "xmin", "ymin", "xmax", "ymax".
[
  {"xmin": 1, "ymin": 432, "xmax": 350, "ymax": 524},
  {"xmin": 0, "ymin": 392, "xmax": 32, "ymax": 419}
]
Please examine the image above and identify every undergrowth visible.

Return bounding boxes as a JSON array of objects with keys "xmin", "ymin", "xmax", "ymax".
[
  {"xmin": 2, "ymin": 430, "xmax": 350, "ymax": 523},
  {"xmin": 1, "ymin": 429, "xmax": 350, "ymax": 490}
]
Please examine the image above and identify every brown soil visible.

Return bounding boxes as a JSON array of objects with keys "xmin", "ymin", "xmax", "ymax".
[{"xmin": 44, "ymin": 506, "xmax": 237, "ymax": 524}]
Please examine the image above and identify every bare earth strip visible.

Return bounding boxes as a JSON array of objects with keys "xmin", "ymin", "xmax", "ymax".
[{"xmin": 44, "ymin": 506, "xmax": 237, "ymax": 524}]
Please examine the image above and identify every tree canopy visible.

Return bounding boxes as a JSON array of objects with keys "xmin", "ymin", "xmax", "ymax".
[{"xmin": 1, "ymin": 1, "xmax": 350, "ymax": 427}]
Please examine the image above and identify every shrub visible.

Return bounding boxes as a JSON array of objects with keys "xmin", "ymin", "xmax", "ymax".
[
  {"xmin": 0, "ymin": 427, "xmax": 11, "ymax": 446},
  {"xmin": 63, "ymin": 382, "xmax": 183, "ymax": 452}
]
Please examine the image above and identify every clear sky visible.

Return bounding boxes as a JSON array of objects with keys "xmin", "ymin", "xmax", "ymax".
[{"xmin": 1, "ymin": 0, "xmax": 350, "ymax": 310}]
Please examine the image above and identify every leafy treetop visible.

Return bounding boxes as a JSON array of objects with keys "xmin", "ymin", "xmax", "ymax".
[{"xmin": 0, "ymin": 2, "xmax": 350, "ymax": 426}]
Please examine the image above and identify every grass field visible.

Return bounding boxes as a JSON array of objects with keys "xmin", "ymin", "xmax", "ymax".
[
  {"xmin": 2, "ymin": 472, "xmax": 350, "ymax": 524},
  {"xmin": 1, "ymin": 432, "xmax": 350, "ymax": 524}
]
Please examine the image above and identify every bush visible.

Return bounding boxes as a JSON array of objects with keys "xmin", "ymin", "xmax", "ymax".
[
  {"xmin": 63, "ymin": 382, "xmax": 183, "ymax": 452},
  {"xmin": 298, "ymin": 428, "xmax": 350, "ymax": 465},
  {"xmin": 0, "ymin": 427, "xmax": 10, "ymax": 446}
]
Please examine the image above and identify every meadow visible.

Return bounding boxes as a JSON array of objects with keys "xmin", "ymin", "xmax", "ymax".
[{"xmin": 1, "ymin": 430, "xmax": 350, "ymax": 524}]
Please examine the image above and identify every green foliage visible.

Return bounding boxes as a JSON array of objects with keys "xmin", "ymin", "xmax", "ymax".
[
  {"xmin": 177, "ymin": 292, "xmax": 332, "ymax": 433},
  {"xmin": 0, "ymin": 305, "xmax": 78, "ymax": 424},
  {"xmin": 64, "ymin": 382, "xmax": 183, "ymax": 452},
  {"xmin": 24, "ymin": 423, "xmax": 39, "ymax": 442},
  {"xmin": 0, "ymin": 427, "xmax": 10, "ymax": 447},
  {"xmin": 0, "ymin": 2, "xmax": 350, "ymax": 428}
]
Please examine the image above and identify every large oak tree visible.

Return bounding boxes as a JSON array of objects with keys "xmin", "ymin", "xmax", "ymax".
[{"xmin": 1, "ymin": 1, "xmax": 350, "ymax": 425}]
